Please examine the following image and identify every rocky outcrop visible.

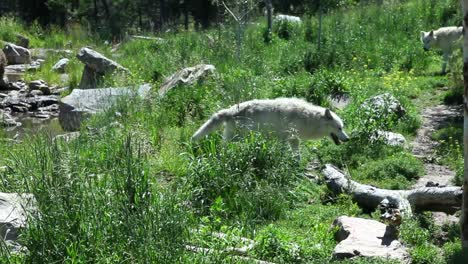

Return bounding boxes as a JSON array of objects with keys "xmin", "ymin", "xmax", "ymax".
[
  {"xmin": 361, "ymin": 93, "xmax": 406, "ymax": 118},
  {"xmin": 332, "ymin": 216, "xmax": 410, "ymax": 262},
  {"xmin": 52, "ymin": 58, "xmax": 69, "ymax": 73},
  {"xmin": 29, "ymin": 80, "xmax": 51, "ymax": 95},
  {"xmin": 159, "ymin": 64, "xmax": 215, "ymax": 96},
  {"xmin": 77, "ymin": 47, "xmax": 129, "ymax": 89},
  {"xmin": 0, "ymin": 110, "xmax": 21, "ymax": 127},
  {"xmin": 3, "ymin": 43, "xmax": 31, "ymax": 65},
  {"xmin": 372, "ymin": 130, "xmax": 406, "ymax": 147},
  {"xmin": 59, "ymin": 84, "xmax": 151, "ymax": 131}
]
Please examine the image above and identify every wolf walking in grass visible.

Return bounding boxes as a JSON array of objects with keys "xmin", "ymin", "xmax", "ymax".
[
  {"xmin": 191, "ymin": 98, "xmax": 350, "ymax": 153},
  {"xmin": 420, "ymin": 26, "xmax": 463, "ymax": 74}
]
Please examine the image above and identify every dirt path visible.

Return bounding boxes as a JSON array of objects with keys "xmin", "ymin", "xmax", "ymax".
[
  {"xmin": 411, "ymin": 104, "xmax": 462, "ymax": 225},
  {"xmin": 411, "ymin": 104, "xmax": 462, "ymax": 188}
]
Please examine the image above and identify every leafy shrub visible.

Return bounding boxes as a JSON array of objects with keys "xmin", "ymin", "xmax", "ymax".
[
  {"xmin": 306, "ymin": 69, "xmax": 349, "ymax": 106},
  {"xmin": 274, "ymin": 20, "xmax": 296, "ymax": 40},
  {"xmin": 351, "ymin": 152, "xmax": 424, "ymax": 189},
  {"xmin": 252, "ymin": 225, "xmax": 305, "ymax": 263},
  {"xmin": 185, "ymin": 135, "xmax": 302, "ymax": 225},
  {"xmin": 410, "ymin": 244, "xmax": 444, "ymax": 264}
]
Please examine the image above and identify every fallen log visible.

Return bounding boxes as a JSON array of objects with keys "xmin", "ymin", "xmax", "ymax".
[{"xmin": 321, "ymin": 164, "xmax": 462, "ymax": 216}]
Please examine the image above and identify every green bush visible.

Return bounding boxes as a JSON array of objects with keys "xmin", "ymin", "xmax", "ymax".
[
  {"xmin": 252, "ymin": 225, "xmax": 305, "ymax": 263},
  {"xmin": 185, "ymin": 135, "xmax": 302, "ymax": 225},
  {"xmin": 351, "ymin": 152, "xmax": 424, "ymax": 189}
]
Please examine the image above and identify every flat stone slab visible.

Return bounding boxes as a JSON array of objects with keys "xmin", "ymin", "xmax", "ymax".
[
  {"xmin": 59, "ymin": 84, "xmax": 151, "ymax": 131},
  {"xmin": 332, "ymin": 216, "xmax": 410, "ymax": 262}
]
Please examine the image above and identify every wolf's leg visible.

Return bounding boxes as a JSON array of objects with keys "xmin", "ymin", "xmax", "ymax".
[{"xmin": 441, "ymin": 52, "xmax": 449, "ymax": 74}]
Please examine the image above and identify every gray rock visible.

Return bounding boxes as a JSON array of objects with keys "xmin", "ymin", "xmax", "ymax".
[
  {"xmin": 275, "ymin": 14, "xmax": 302, "ymax": 23},
  {"xmin": 29, "ymin": 79, "xmax": 51, "ymax": 95},
  {"xmin": 0, "ymin": 111, "xmax": 21, "ymax": 127},
  {"xmin": 332, "ymin": 216, "xmax": 410, "ymax": 262},
  {"xmin": 159, "ymin": 64, "xmax": 215, "ymax": 96},
  {"xmin": 4, "ymin": 60, "xmax": 41, "ymax": 73},
  {"xmin": 2, "ymin": 43, "xmax": 31, "ymax": 65},
  {"xmin": 15, "ymin": 34, "xmax": 29, "ymax": 48},
  {"xmin": 7, "ymin": 81, "xmax": 27, "ymax": 91},
  {"xmin": 52, "ymin": 58, "xmax": 69, "ymax": 73},
  {"xmin": 361, "ymin": 93, "xmax": 406, "ymax": 118},
  {"xmin": 28, "ymin": 95, "xmax": 59, "ymax": 109},
  {"xmin": 76, "ymin": 48, "xmax": 129, "ymax": 89},
  {"xmin": 0, "ymin": 193, "xmax": 36, "ymax": 244},
  {"xmin": 373, "ymin": 130, "xmax": 406, "ymax": 147},
  {"xmin": 77, "ymin": 47, "xmax": 128, "ymax": 74},
  {"xmin": 29, "ymin": 90, "xmax": 44, "ymax": 97},
  {"xmin": 59, "ymin": 84, "xmax": 151, "ymax": 131}
]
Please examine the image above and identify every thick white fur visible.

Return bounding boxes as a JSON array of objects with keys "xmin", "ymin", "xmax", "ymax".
[
  {"xmin": 191, "ymin": 98, "xmax": 349, "ymax": 152},
  {"xmin": 420, "ymin": 26, "xmax": 463, "ymax": 73}
]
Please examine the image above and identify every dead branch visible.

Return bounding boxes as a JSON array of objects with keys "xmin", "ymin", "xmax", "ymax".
[{"xmin": 321, "ymin": 164, "xmax": 462, "ymax": 216}]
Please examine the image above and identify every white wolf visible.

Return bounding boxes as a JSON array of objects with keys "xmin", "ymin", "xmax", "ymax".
[
  {"xmin": 420, "ymin": 26, "xmax": 463, "ymax": 74},
  {"xmin": 191, "ymin": 98, "xmax": 350, "ymax": 153}
]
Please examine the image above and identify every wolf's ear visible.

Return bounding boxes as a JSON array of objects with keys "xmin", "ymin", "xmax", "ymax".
[
  {"xmin": 325, "ymin": 109, "xmax": 333, "ymax": 120},
  {"xmin": 429, "ymin": 30, "xmax": 434, "ymax": 37},
  {"xmin": 420, "ymin": 31, "xmax": 426, "ymax": 38}
]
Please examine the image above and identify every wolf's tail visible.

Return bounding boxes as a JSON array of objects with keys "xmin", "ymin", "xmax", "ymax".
[{"xmin": 191, "ymin": 109, "xmax": 233, "ymax": 141}]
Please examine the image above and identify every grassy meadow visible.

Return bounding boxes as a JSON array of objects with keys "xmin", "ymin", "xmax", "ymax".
[{"xmin": 0, "ymin": 0, "xmax": 467, "ymax": 263}]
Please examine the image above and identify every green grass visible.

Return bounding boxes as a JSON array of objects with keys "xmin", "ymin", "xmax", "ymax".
[{"xmin": 1, "ymin": 0, "xmax": 467, "ymax": 262}]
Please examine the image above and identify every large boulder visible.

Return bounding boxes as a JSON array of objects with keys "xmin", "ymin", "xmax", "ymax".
[
  {"xmin": 59, "ymin": 84, "xmax": 151, "ymax": 131},
  {"xmin": 76, "ymin": 47, "xmax": 129, "ymax": 89},
  {"xmin": 3, "ymin": 43, "xmax": 31, "ymax": 65},
  {"xmin": 332, "ymin": 216, "xmax": 410, "ymax": 262},
  {"xmin": 159, "ymin": 64, "xmax": 215, "ymax": 96}
]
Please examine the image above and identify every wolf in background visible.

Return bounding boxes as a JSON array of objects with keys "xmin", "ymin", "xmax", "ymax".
[
  {"xmin": 191, "ymin": 98, "xmax": 350, "ymax": 153},
  {"xmin": 420, "ymin": 26, "xmax": 463, "ymax": 74}
]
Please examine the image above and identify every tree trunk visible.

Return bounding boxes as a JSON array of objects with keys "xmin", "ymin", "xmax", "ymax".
[
  {"xmin": 183, "ymin": 0, "xmax": 189, "ymax": 30},
  {"xmin": 321, "ymin": 165, "xmax": 463, "ymax": 216},
  {"xmin": 318, "ymin": 8, "xmax": 323, "ymax": 51},
  {"xmin": 462, "ymin": 0, "xmax": 468, "ymax": 249},
  {"xmin": 100, "ymin": 0, "xmax": 110, "ymax": 19},
  {"xmin": 265, "ymin": 0, "xmax": 272, "ymax": 34},
  {"xmin": 93, "ymin": 0, "xmax": 99, "ymax": 27},
  {"xmin": 159, "ymin": 0, "xmax": 166, "ymax": 31}
]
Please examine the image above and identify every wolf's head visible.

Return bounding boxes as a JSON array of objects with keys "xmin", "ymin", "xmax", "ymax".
[
  {"xmin": 324, "ymin": 109, "xmax": 349, "ymax": 145},
  {"xmin": 420, "ymin": 30, "xmax": 435, "ymax": 51}
]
